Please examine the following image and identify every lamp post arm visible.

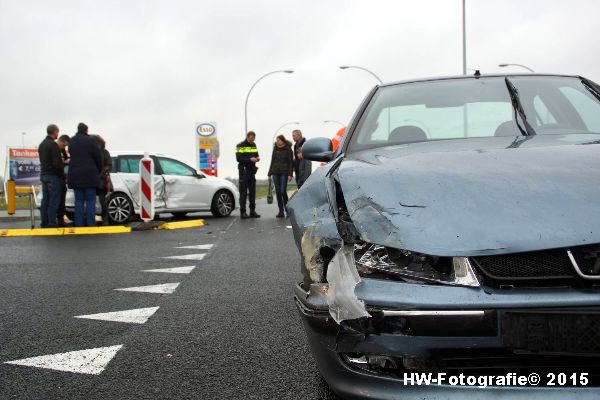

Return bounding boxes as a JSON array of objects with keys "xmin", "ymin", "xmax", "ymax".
[
  {"xmin": 351, "ymin": 66, "xmax": 383, "ymax": 84},
  {"xmin": 499, "ymin": 63, "xmax": 535, "ymax": 73},
  {"xmin": 245, "ymin": 70, "xmax": 291, "ymax": 134}
]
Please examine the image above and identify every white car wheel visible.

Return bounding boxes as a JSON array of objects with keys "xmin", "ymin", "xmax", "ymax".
[
  {"xmin": 211, "ymin": 190, "xmax": 234, "ymax": 217},
  {"xmin": 108, "ymin": 193, "xmax": 133, "ymax": 224}
]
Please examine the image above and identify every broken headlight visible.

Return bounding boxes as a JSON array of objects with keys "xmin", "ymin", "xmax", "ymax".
[{"xmin": 354, "ymin": 244, "xmax": 480, "ymax": 287}]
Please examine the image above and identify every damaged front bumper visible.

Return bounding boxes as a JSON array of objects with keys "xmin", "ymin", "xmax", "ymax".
[{"xmin": 294, "ymin": 281, "xmax": 600, "ymax": 400}]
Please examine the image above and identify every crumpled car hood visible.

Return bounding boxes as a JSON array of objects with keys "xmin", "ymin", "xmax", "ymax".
[{"xmin": 337, "ymin": 136, "xmax": 600, "ymax": 256}]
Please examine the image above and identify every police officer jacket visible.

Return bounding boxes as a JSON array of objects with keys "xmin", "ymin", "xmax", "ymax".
[{"xmin": 236, "ymin": 140, "xmax": 259, "ymax": 174}]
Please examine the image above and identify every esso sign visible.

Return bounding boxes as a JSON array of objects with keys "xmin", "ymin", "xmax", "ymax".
[{"xmin": 196, "ymin": 123, "xmax": 216, "ymax": 137}]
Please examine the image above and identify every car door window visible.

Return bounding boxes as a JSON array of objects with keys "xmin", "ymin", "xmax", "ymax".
[
  {"xmin": 158, "ymin": 158, "xmax": 196, "ymax": 176},
  {"xmin": 111, "ymin": 157, "xmax": 118, "ymax": 172},
  {"xmin": 118, "ymin": 156, "xmax": 142, "ymax": 173}
]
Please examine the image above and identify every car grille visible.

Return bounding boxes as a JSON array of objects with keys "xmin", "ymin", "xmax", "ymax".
[
  {"xmin": 571, "ymin": 245, "xmax": 600, "ymax": 277},
  {"xmin": 471, "ymin": 249, "xmax": 576, "ymax": 281},
  {"xmin": 435, "ymin": 349, "xmax": 600, "ymax": 385}
]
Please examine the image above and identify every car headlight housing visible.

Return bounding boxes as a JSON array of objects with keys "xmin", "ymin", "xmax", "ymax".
[{"xmin": 354, "ymin": 244, "xmax": 480, "ymax": 287}]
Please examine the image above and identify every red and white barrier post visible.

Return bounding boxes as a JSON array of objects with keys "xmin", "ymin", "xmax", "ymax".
[{"xmin": 139, "ymin": 152, "xmax": 155, "ymax": 222}]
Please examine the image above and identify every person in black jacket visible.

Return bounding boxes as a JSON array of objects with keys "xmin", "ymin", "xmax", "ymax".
[
  {"xmin": 67, "ymin": 123, "xmax": 102, "ymax": 227},
  {"xmin": 38, "ymin": 124, "xmax": 63, "ymax": 228},
  {"xmin": 236, "ymin": 131, "xmax": 260, "ymax": 219},
  {"xmin": 268, "ymin": 135, "xmax": 294, "ymax": 218}
]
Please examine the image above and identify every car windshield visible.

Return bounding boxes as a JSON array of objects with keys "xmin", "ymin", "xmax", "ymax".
[{"xmin": 348, "ymin": 76, "xmax": 600, "ymax": 152}]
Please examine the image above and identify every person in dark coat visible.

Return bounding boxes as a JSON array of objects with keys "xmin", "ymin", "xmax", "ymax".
[
  {"xmin": 67, "ymin": 123, "xmax": 102, "ymax": 227},
  {"xmin": 92, "ymin": 135, "xmax": 112, "ymax": 225},
  {"xmin": 38, "ymin": 124, "xmax": 63, "ymax": 228},
  {"xmin": 236, "ymin": 131, "xmax": 261, "ymax": 219},
  {"xmin": 292, "ymin": 129, "xmax": 306, "ymax": 186},
  {"xmin": 267, "ymin": 135, "xmax": 294, "ymax": 218},
  {"xmin": 295, "ymin": 146, "xmax": 312, "ymax": 188}
]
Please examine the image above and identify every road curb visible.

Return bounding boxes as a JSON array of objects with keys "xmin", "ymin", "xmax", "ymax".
[
  {"xmin": 0, "ymin": 216, "xmax": 40, "ymax": 222},
  {"xmin": 0, "ymin": 218, "xmax": 205, "ymax": 236},
  {"xmin": 0, "ymin": 226, "xmax": 132, "ymax": 237}
]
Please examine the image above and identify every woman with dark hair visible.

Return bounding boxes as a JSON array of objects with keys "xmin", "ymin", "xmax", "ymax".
[
  {"xmin": 92, "ymin": 134, "xmax": 112, "ymax": 225},
  {"xmin": 67, "ymin": 123, "xmax": 102, "ymax": 227},
  {"xmin": 267, "ymin": 135, "xmax": 293, "ymax": 218}
]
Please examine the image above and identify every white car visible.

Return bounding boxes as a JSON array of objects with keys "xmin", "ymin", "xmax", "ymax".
[{"xmin": 64, "ymin": 151, "xmax": 239, "ymax": 224}]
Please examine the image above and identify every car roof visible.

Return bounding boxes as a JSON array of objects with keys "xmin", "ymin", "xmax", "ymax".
[
  {"xmin": 109, "ymin": 151, "xmax": 167, "ymax": 157},
  {"xmin": 379, "ymin": 73, "xmax": 582, "ymax": 88}
]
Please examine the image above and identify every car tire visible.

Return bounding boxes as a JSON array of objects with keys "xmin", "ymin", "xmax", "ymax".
[
  {"xmin": 65, "ymin": 211, "xmax": 75, "ymax": 221},
  {"xmin": 107, "ymin": 193, "xmax": 133, "ymax": 225},
  {"xmin": 171, "ymin": 212, "xmax": 188, "ymax": 218},
  {"xmin": 211, "ymin": 190, "xmax": 234, "ymax": 217}
]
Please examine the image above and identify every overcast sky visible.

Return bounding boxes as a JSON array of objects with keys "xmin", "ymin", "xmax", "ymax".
[{"xmin": 1, "ymin": 0, "xmax": 599, "ymax": 179}]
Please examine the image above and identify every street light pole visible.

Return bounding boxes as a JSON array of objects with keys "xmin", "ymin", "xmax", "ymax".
[
  {"xmin": 271, "ymin": 121, "xmax": 300, "ymax": 144},
  {"xmin": 498, "ymin": 63, "xmax": 535, "ymax": 72},
  {"xmin": 324, "ymin": 120, "xmax": 344, "ymax": 127},
  {"xmin": 244, "ymin": 70, "xmax": 294, "ymax": 134},
  {"xmin": 462, "ymin": 0, "xmax": 467, "ymax": 75},
  {"xmin": 339, "ymin": 65, "xmax": 383, "ymax": 84},
  {"xmin": 21, "ymin": 132, "xmax": 26, "ymax": 148}
]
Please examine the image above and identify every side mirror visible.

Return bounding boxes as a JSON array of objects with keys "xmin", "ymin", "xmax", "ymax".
[
  {"xmin": 302, "ymin": 137, "xmax": 335, "ymax": 162},
  {"xmin": 195, "ymin": 171, "xmax": 206, "ymax": 179}
]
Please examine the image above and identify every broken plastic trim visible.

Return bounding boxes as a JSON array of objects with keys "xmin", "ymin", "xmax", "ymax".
[
  {"xmin": 326, "ymin": 245, "xmax": 371, "ymax": 323},
  {"xmin": 301, "ymin": 226, "xmax": 336, "ymax": 283}
]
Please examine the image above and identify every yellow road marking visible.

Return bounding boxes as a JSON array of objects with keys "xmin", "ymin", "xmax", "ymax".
[
  {"xmin": 0, "ymin": 226, "xmax": 131, "ymax": 237},
  {"xmin": 154, "ymin": 219, "xmax": 205, "ymax": 230}
]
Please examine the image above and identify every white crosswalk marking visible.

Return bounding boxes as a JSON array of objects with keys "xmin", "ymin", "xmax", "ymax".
[
  {"xmin": 142, "ymin": 266, "xmax": 196, "ymax": 274},
  {"xmin": 175, "ymin": 244, "xmax": 213, "ymax": 250},
  {"xmin": 114, "ymin": 283, "xmax": 180, "ymax": 294},
  {"xmin": 162, "ymin": 254, "xmax": 206, "ymax": 261},
  {"xmin": 4, "ymin": 345, "xmax": 123, "ymax": 375},
  {"xmin": 74, "ymin": 307, "xmax": 159, "ymax": 324}
]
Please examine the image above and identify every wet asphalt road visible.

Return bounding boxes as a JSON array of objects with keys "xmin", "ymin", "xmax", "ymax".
[{"xmin": 0, "ymin": 200, "xmax": 338, "ymax": 399}]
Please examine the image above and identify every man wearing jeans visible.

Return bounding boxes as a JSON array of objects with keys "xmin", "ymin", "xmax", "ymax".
[
  {"xmin": 67, "ymin": 123, "xmax": 102, "ymax": 227},
  {"xmin": 38, "ymin": 124, "xmax": 64, "ymax": 228}
]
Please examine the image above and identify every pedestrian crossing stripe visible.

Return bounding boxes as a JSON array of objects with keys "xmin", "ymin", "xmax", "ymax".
[
  {"xmin": 74, "ymin": 307, "xmax": 159, "ymax": 324},
  {"xmin": 162, "ymin": 254, "xmax": 206, "ymax": 261},
  {"xmin": 175, "ymin": 244, "xmax": 213, "ymax": 250},
  {"xmin": 114, "ymin": 282, "xmax": 180, "ymax": 294},
  {"xmin": 4, "ymin": 345, "xmax": 123, "ymax": 375},
  {"xmin": 142, "ymin": 266, "xmax": 196, "ymax": 274}
]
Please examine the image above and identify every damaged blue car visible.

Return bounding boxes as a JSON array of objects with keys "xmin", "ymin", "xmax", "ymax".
[{"xmin": 288, "ymin": 74, "xmax": 600, "ymax": 399}]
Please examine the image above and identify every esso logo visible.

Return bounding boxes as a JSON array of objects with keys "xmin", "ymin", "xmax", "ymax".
[{"xmin": 196, "ymin": 123, "xmax": 216, "ymax": 137}]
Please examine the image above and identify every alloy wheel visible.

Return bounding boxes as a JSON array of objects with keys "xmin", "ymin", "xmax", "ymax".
[
  {"xmin": 108, "ymin": 194, "xmax": 132, "ymax": 224},
  {"xmin": 217, "ymin": 192, "xmax": 233, "ymax": 216}
]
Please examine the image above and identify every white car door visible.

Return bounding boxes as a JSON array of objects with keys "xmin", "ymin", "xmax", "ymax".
[
  {"xmin": 116, "ymin": 155, "xmax": 166, "ymax": 209},
  {"xmin": 157, "ymin": 157, "xmax": 211, "ymax": 209}
]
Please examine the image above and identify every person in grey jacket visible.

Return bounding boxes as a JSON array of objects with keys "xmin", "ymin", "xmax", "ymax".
[{"xmin": 295, "ymin": 146, "xmax": 312, "ymax": 188}]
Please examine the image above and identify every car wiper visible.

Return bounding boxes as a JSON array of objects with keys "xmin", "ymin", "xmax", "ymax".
[
  {"xmin": 580, "ymin": 76, "xmax": 600, "ymax": 102},
  {"xmin": 505, "ymin": 77, "xmax": 536, "ymax": 136}
]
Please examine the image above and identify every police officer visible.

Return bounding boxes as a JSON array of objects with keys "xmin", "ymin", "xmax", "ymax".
[{"xmin": 236, "ymin": 131, "xmax": 261, "ymax": 219}]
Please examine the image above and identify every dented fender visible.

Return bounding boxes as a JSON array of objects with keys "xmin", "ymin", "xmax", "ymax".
[{"xmin": 289, "ymin": 160, "xmax": 371, "ymax": 323}]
